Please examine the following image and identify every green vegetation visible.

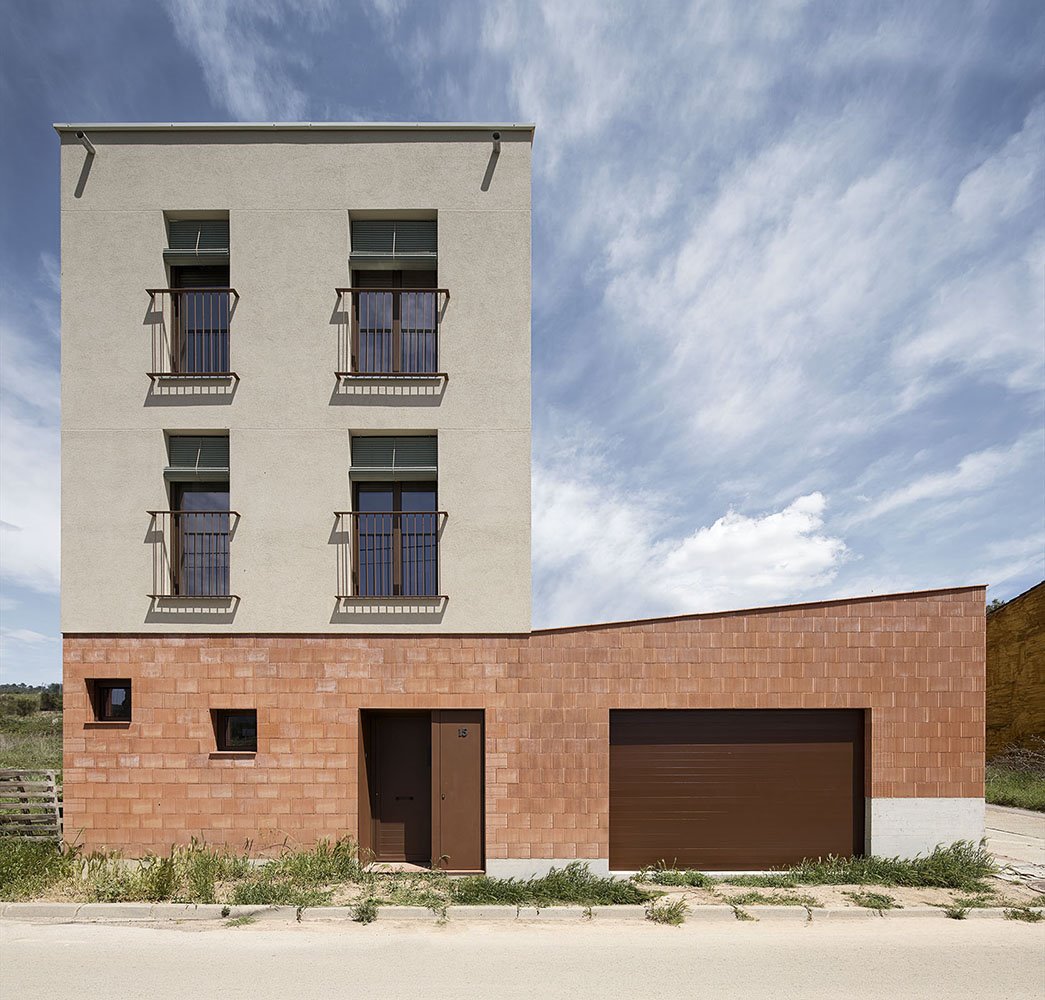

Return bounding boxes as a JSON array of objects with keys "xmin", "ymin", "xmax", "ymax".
[
  {"xmin": 719, "ymin": 874, "xmax": 799, "ymax": 888},
  {"xmin": 0, "ymin": 710, "xmax": 63, "ymax": 772},
  {"xmin": 845, "ymin": 891, "xmax": 900, "ymax": 912},
  {"xmin": 1004, "ymin": 907, "xmax": 1043, "ymax": 922},
  {"xmin": 449, "ymin": 862, "xmax": 653, "ymax": 907},
  {"xmin": 352, "ymin": 897, "xmax": 379, "ymax": 923},
  {"xmin": 986, "ymin": 742, "xmax": 1045, "ymax": 812},
  {"xmin": 637, "ymin": 865, "xmax": 715, "ymax": 888},
  {"xmin": 772, "ymin": 842, "xmax": 996, "ymax": 892},
  {"xmin": 725, "ymin": 890, "xmax": 818, "ymax": 908},
  {"xmin": 639, "ymin": 842, "xmax": 996, "ymax": 893},
  {"xmin": 224, "ymin": 914, "xmax": 257, "ymax": 927},
  {"xmin": 943, "ymin": 905, "xmax": 969, "ymax": 920},
  {"xmin": 645, "ymin": 898, "xmax": 688, "ymax": 925}
]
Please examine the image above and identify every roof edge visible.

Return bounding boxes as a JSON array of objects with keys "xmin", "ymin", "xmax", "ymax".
[
  {"xmin": 53, "ymin": 121, "xmax": 534, "ymax": 134},
  {"xmin": 531, "ymin": 584, "xmax": 988, "ymax": 635}
]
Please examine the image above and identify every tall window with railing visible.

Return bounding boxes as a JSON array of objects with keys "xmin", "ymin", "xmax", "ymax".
[{"xmin": 150, "ymin": 435, "xmax": 236, "ymax": 600}]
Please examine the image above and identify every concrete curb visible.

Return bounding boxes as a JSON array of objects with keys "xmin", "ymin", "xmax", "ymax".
[{"xmin": 1, "ymin": 901, "xmax": 1041, "ymax": 925}]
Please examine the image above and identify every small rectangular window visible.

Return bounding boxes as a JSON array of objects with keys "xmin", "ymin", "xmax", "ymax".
[
  {"xmin": 213, "ymin": 709, "xmax": 257, "ymax": 752},
  {"xmin": 88, "ymin": 680, "xmax": 132, "ymax": 722}
]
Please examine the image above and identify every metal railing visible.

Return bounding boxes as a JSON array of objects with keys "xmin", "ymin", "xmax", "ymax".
[
  {"xmin": 147, "ymin": 510, "xmax": 239, "ymax": 599},
  {"xmin": 146, "ymin": 288, "xmax": 239, "ymax": 378},
  {"xmin": 335, "ymin": 288, "xmax": 449, "ymax": 378},
  {"xmin": 334, "ymin": 511, "xmax": 447, "ymax": 599}
]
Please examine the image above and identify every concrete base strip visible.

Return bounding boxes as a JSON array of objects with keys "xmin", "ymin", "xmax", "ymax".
[{"xmin": 0, "ymin": 902, "xmax": 1040, "ymax": 924}]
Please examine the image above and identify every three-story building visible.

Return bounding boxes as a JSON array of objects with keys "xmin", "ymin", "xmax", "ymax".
[{"xmin": 58, "ymin": 122, "xmax": 985, "ymax": 875}]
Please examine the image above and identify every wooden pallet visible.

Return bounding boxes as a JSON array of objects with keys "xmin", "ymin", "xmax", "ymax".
[{"xmin": 0, "ymin": 769, "xmax": 62, "ymax": 841}]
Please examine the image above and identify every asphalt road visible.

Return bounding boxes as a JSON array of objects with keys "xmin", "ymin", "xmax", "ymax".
[{"xmin": 2, "ymin": 918, "xmax": 1043, "ymax": 1000}]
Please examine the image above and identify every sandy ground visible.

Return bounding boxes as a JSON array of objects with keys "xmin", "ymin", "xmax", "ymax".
[{"xmin": 3, "ymin": 917, "xmax": 1043, "ymax": 1000}]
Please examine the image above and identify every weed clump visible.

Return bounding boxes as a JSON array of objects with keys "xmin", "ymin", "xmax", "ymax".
[
  {"xmin": 845, "ymin": 891, "xmax": 900, "ymax": 912},
  {"xmin": 646, "ymin": 898, "xmax": 688, "ymax": 925},
  {"xmin": 450, "ymin": 863, "xmax": 653, "ymax": 907}
]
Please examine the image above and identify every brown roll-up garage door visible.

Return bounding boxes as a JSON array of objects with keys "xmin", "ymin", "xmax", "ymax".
[{"xmin": 609, "ymin": 709, "xmax": 864, "ymax": 871}]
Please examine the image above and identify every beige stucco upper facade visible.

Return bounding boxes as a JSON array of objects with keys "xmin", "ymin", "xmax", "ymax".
[{"xmin": 58, "ymin": 123, "xmax": 533, "ymax": 634}]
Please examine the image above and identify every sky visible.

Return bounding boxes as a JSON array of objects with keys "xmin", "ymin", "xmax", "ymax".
[{"xmin": 0, "ymin": 0, "xmax": 1043, "ymax": 684}]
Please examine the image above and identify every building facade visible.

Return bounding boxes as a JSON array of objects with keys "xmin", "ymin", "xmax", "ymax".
[{"xmin": 58, "ymin": 123, "xmax": 985, "ymax": 874}]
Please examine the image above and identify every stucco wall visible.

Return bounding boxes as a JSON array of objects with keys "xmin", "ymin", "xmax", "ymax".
[
  {"xmin": 59, "ymin": 127, "xmax": 532, "ymax": 634},
  {"xmin": 986, "ymin": 581, "xmax": 1045, "ymax": 757},
  {"xmin": 62, "ymin": 587, "xmax": 985, "ymax": 859}
]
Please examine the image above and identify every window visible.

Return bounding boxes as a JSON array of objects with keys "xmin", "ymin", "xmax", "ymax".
[
  {"xmin": 213, "ymin": 710, "xmax": 257, "ymax": 752},
  {"xmin": 350, "ymin": 270, "xmax": 439, "ymax": 374},
  {"xmin": 170, "ymin": 265, "xmax": 231, "ymax": 375},
  {"xmin": 89, "ymin": 680, "xmax": 132, "ymax": 722},
  {"xmin": 164, "ymin": 436, "xmax": 231, "ymax": 598},
  {"xmin": 353, "ymin": 482, "xmax": 439, "ymax": 598}
]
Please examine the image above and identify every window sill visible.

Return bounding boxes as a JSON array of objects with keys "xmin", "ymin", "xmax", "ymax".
[
  {"xmin": 208, "ymin": 751, "xmax": 256, "ymax": 760},
  {"xmin": 84, "ymin": 721, "xmax": 132, "ymax": 730}
]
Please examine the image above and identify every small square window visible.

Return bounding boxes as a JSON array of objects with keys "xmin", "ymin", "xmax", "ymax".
[
  {"xmin": 88, "ymin": 680, "xmax": 132, "ymax": 722},
  {"xmin": 213, "ymin": 709, "xmax": 257, "ymax": 752}
]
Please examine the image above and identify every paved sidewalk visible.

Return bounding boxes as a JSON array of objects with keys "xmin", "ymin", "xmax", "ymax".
[
  {"xmin": 986, "ymin": 804, "xmax": 1045, "ymax": 866},
  {"xmin": 3, "ymin": 918, "xmax": 1043, "ymax": 1000}
]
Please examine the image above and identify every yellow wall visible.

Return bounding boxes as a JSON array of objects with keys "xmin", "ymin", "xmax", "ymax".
[{"xmin": 986, "ymin": 581, "xmax": 1045, "ymax": 758}]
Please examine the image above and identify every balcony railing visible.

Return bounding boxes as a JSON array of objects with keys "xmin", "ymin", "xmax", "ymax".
[
  {"xmin": 146, "ymin": 288, "xmax": 239, "ymax": 379},
  {"xmin": 147, "ymin": 510, "xmax": 239, "ymax": 599},
  {"xmin": 335, "ymin": 288, "xmax": 449, "ymax": 379},
  {"xmin": 334, "ymin": 511, "xmax": 447, "ymax": 600}
]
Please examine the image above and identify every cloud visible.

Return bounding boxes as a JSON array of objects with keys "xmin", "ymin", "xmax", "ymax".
[
  {"xmin": 166, "ymin": 0, "xmax": 333, "ymax": 119},
  {"xmin": 0, "ymin": 627, "xmax": 58, "ymax": 645},
  {"xmin": 533, "ymin": 444, "xmax": 848, "ymax": 627},
  {"xmin": 851, "ymin": 433, "xmax": 1042, "ymax": 524}
]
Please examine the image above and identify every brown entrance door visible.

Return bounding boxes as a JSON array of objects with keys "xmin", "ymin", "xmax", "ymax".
[
  {"xmin": 369, "ymin": 714, "xmax": 431, "ymax": 864},
  {"xmin": 432, "ymin": 710, "xmax": 484, "ymax": 871}
]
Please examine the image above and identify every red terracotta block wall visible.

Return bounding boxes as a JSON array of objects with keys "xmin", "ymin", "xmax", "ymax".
[{"xmin": 62, "ymin": 586, "xmax": 985, "ymax": 856}]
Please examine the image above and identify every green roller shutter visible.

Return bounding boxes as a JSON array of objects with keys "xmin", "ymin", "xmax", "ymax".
[
  {"xmin": 350, "ymin": 436, "xmax": 437, "ymax": 480},
  {"xmin": 165, "ymin": 435, "xmax": 230, "ymax": 480},
  {"xmin": 165, "ymin": 219, "xmax": 230, "ymax": 262},
  {"xmin": 350, "ymin": 220, "xmax": 437, "ymax": 265}
]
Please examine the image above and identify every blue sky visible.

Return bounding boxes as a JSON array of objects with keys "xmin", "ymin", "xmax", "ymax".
[{"xmin": 1, "ymin": 1, "xmax": 1043, "ymax": 684}]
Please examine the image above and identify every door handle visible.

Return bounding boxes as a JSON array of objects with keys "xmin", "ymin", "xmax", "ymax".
[{"xmin": 441, "ymin": 793, "xmax": 445, "ymax": 800}]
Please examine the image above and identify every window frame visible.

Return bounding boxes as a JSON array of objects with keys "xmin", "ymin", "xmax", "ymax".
[
  {"xmin": 88, "ymin": 680, "xmax": 132, "ymax": 723},
  {"xmin": 212, "ymin": 709, "xmax": 258, "ymax": 753}
]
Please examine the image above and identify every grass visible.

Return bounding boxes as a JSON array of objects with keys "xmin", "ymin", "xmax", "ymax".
[
  {"xmin": 638, "ymin": 842, "xmax": 996, "ymax": 894},
  {"xmin": 645, "ymin": 898, "xmax": 688, "ymax": 925},
  {"xmin": 986, "ymin": 742, "xmax": 1045, "ymax": 812},
  {"xmin": 943, "ymin": 905, "xmax": 969, "ymax": 920},
  {"xmin": 0, "ymin": 711, "xmax": 63, "ymax": 773},
  {"xmin": 449, "ymin": 862, "xmax": 654, "ymax": 907},
  {"xmin": 725, "ymin": 890, "xmax": 818, "ymax": 907},
  {"xmin": 1004, "ymin": 907, "xmax": 1044, "ymax": 922},
  {"xmin": 224, "ymin": 914, "xmax": 257, "ymax": 927},
  {"xmin": 352, "ymin": 897, "xmax": 378, "ymax": 924},
  {"xmin": 637, "ymin": 865, "xmax": 715, "ymax": 888},
  {"xmin": 720, "ymin": 874, "xmax": 800, "ymax": 888},
  {"xmin": 774, "ymin": 842, "xmax": 996, "ymax": 892},
  {"xmin": 845, "ymin": 891, "xmax": 900, "ymax": 912}
]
